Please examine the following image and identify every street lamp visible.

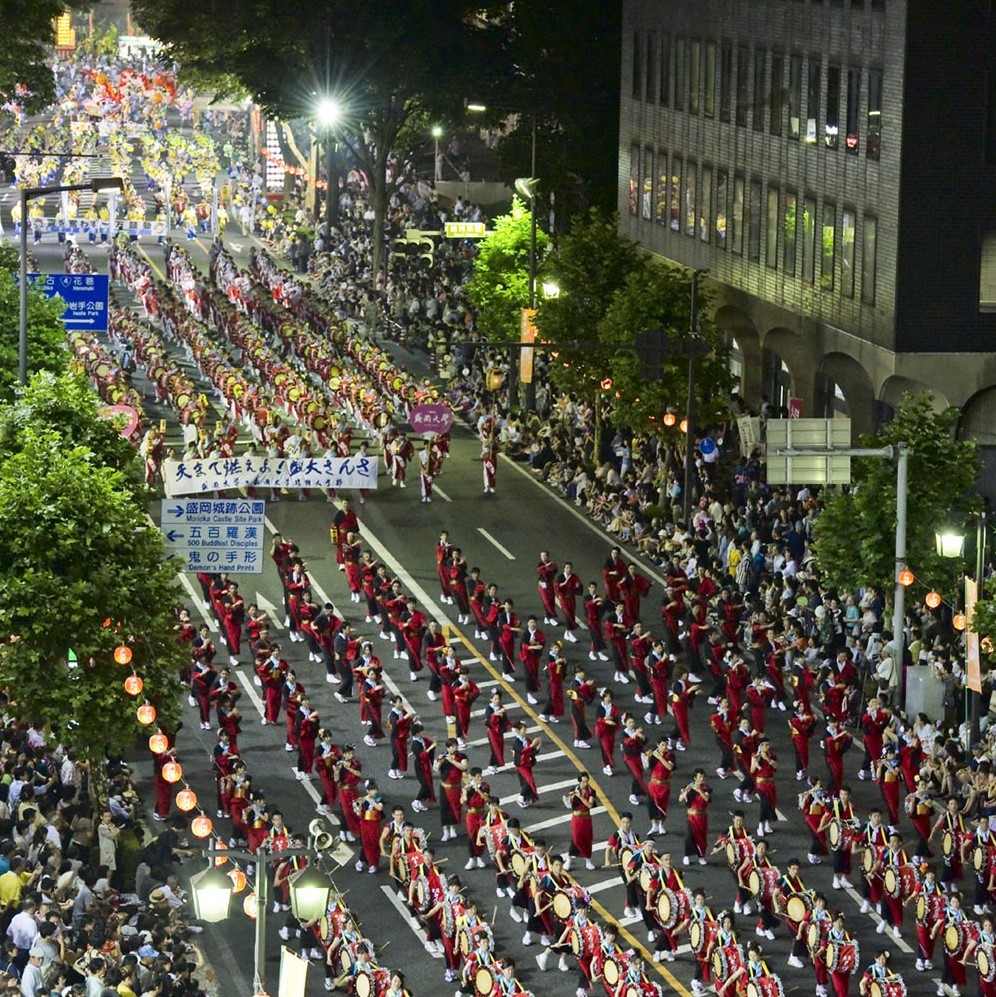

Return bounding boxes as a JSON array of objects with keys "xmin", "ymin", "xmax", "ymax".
[
  {"xmin": 316, "ymin": 98, "xmax": 343, "ymax": 231},
  {"xmin": 189, "ymin": 842, "xmax": 335, "ymax": 995},
  {"xmin": 19, "ymin": 176, "xmax": 124, "ymax": 385},
  {"xmin": 936, "ymin": 530, "xmax": 966, "ymax": 560},
  {"xmin": 431, "ymin": 125, "xmax": 443, "ymax": 181}
]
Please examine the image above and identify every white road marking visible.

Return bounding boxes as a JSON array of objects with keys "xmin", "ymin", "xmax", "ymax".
[
  {"xmin": 253, "ymin": 591, "xmax": 285, "ymax": 630},
  {"xmin": 476, "ymin": 528, "xmax": 516, "ymax": 560},
  {"xmin": 525, "ymin": 807, "xmax": 607, "ymax": 834},
  {"xmin": 379, "ymin": 885, "xmax": 443, "ymax": 958},
  {"xmin": 236, "ymin": 670, "xmax": 265, "ymax": 717},
  {"xmin": 842, "ymin": 886, "xmax": 913, "ymax": 953},
  {"xmin": 433, "ymin": 484, "xmax": 452, "ymax": 503}
]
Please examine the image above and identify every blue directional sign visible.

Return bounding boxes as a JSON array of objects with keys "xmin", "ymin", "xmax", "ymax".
[
  {"xmin": 30, "ymin": 273, "xmax": 110, "ymax": 333},
  {"xmin": 160, "ymin": 498, "xmax": 266, "ymax": 574}
]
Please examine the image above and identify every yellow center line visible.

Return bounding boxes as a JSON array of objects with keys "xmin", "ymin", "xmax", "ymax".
[
  {"xmin": 135, "ymin": 241, "xmax": 165, "ymax": 282},
  {"xmin": 447, "ymin": 625, "xmax": 691, "ymax": 996}
]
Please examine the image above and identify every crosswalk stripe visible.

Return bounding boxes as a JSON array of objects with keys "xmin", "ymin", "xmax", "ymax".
[{"xmin": 525, "ymin": 806, "xmax": 607, "ymax": 834}]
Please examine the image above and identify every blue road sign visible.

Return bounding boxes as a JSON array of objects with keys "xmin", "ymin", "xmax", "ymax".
[
  {"xmin": 30, "ymin": 273, "xmax": 110, "ymax": 333},
  {"xmin": 160, "ymin": 498, "xmax": 266, "ymax": 574}
]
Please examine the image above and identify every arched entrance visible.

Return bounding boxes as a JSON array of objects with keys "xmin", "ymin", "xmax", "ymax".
[
  {"xmin": 878, "ymin": 376, "xmax": 948, "ymax": 427},
  {"xmin": 714, "ymin": 306, "xmax": 759, "ymax": 403},
  {"xmin": 815, "ymin": 353, "xmax": 876, "ymax": 434}
]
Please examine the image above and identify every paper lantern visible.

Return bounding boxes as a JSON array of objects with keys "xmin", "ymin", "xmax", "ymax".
[
  {"xmin": 162, "ymin": 761, "xmax": 182, "ymax": 783},
  {"xmin": 679, "ymin": 419, "xmax": 688, "ymax": 433},
  {"xmin": 663, "ymin": 412, "xmax": 676, "ymax": 427},
  {"xmin": 925, "ymin": 591, "xmax": 942, "ymax": 609},
  {"xmin": 124, "ymin": 675, "xmax": 143, "ymax": 696},
  {"xmin": 114, "ymin": 645, "xmax": 133, "ymax": 665},
  {"xmin": 898, "ymin": 568, "xmax": 915, "ymax": 587},
  {"xmin": 176, "ymin": 789, "xmax": 197, "ymax": 812},
  {"xmin": 243, "ymin": 891, "xmax": 258, "ymax": 919},
  {"xmin": 600, "ymin": 378, "xmax": 613, "ymax": 390},
  {"xmin": 228, "ymin": 868, "xmax": 247, "ymax": 893},
  {"xmin": 953, "ymin": 612, "xmax": 968, "ymax": 631},
  {"xmin": 148, "ymin": 732, "xmax": 168, "ymax": 754},
  {"xmin": 213, "ymin": 841, "xmax": 229, "ymax": 866},
  {"xmin": 191, "ymin": 815, "xmax": 213, "ymax": 838},
  {"xmin": 137, "ymin": 703, "xmax": 157, "ymax": 725}
]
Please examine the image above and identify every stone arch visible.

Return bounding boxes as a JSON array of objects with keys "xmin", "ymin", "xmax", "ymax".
[
  {"xmin": 878, "ymin": 375, "xmax": 949, "ymax": 425},
  {"xmin": 713, "ymin": 305, "xmax": 759, "ymax": 401},
  {"xmin": 759, "ymin": 326, "xmax": 815, "ymax": 414},
  {"xmin": 815, "ymin": 352, "xmax": 876, "ymax": 434},
  {"xmin": 959, "ymin": 386, "xmax": 996, "ymax": 445}
]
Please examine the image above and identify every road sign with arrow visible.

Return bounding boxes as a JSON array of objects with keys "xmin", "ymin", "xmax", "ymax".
[
  {"xmin": 29, "ymin": 273, "xmax": 109, "ymax": 333},
  {"xmin": 160, "ymin": 498, "xmax": 266, "ymax": 574}
]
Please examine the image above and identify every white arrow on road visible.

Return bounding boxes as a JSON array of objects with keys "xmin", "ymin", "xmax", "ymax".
[{"xmin": 254, "ymin": 591, "xmax": 285, "ymax": 629}]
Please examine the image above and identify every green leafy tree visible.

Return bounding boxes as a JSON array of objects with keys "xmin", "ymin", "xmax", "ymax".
[
  {"xmin": 0, "ymin": 245, "xmax": 70, "ymax": 403},
  {"xmin": 0, "ymin": 2, "xmax": 90, "ymax": 113},
  {"xmin": 596, "ymin": 261, "xmax": 733, "ymax": 433},
  {"xmin": 0, "ymin": 415, "xmax": 185, "ymax": 806},
  {"xmin": 464, "ymin": 197, "xmax": 550, "ymax": 344},
  {"xmin": 131, "ymin": 0, "xmax": 508, "ymax": 274},
  {"xmin": 812, "ymin": 393, "xmax": 980, "ymax": 604}
]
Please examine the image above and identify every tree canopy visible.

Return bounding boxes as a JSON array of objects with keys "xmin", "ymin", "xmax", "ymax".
[
  {"xmin": 812, "ymin": 393, "xmax": 981, "ymax": 602},
  {"xmin": 0, "ymin": 244, "xmax": 70, "ymax": 404},
  {"xmin": 0, "ymin": 373, "xmax": 184, "ymax": 784},
  {"xmin": 0, "ymin": 1, "xmax": 90, "ymax": 113}
]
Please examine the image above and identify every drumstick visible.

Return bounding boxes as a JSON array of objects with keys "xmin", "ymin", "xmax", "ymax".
[{"xmin": 492, "ymin": 906, "xmax": 497, "ymax": 926}]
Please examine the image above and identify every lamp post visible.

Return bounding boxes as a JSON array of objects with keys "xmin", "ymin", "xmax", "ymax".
[
  {"xmin": 190, "ymin": 843, "xmax": 334, "ymax": 995},
  {"xmin": 19, "ymin": 176, "xmax": 124, "ymax": 385},
  {"xmin": 432, "ymin": 125, "xmax": 443, "ymax": 181},
  {"xmin": 316, "ymin": 99, "xmax": 342, "ymax": 232}
]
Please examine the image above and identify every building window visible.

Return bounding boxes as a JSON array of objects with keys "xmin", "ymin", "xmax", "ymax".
[
  {"xmin": 685, "ymin": 162, "xmax": 697, "ymax": 236},
  {"xmin": 720, "ymin": 44, "xmax": 733, "ymax": 122},
  {"xmin": 841, "ymin": 208, "xmax": 856, "ymax": 297},
  {"xmin": 765, "ymin": 187, "xmax": 779, "ymax": 268},
  {"xmin": 753, "ymin": 50, "xmax": 766, "ymax": 132},
  {"xmin": 670, "ymin": 157, "xmax": 682, "ymax": 230},
  {"xmin": 646, "ymin": 32, "xmax": 658, "ymax": 103},
  {"xmin": 700, "ymin": 165, "xmax": 713, "ymax": 242},
  {"xmin": 821, "ymin": 201, "xmax": 836, "ymax": 290},
  {"xmin": 825, "ymin": 65, "xmax": 840, "ymax": 148},
  {"xmin": 632, "ymin": 30, "xmax": 642, "ymax": 99},
  {"xmin": 732, "ymin": 175, "xmax": 745, "ymax": 254},
  {"xmin": 689, "ymin": 40, "xmax": 701, "ymax": 113},
  {"xmin": 736, "ymin": 46, "xmax": 749, "ymax": 126},
  {"xmin": 656, "ymin": 150, "xmax": 669, "ymax": 225},
  {"xmin": 867, "ymin": 69, "xmax": 882, "ymax": 159},
  {"xmin": 675, "ymin": 38, "xmax": 686, "ymax": 110},
  {"xmin": 871, "ymin": 0, "xmax": 885, "ymax": 8},
  {"xmin": 806, "ymin": 57, "xmax": 821, "ymax": 144},
  {"xmin": 716, "ymin": 170, "xmax": 728, "ymax": 248},
  {"xmin": 704, "ymin": 42, "xmax": 717, "ymax": 117},
  {"xmin": 801, "ymin": 196, "xmax": 817, "ymax": 282},
  {"xmin": 628, "ymin": 143, "xmax": 639, "ymax": 215},
  {"xmin": 981, "ymin": 229, "xmax": 996, "ymax": 312},
  {"xmin": 986, "ymin": 72, "xmax": 996, "ymax": 165},
  {"xmin": 770, "ymin": 53, "xmax": 784, "ymax": 136},
  {"xmin": 642, "ymin": 147, "xmax": 653, "ymax": 220},
  {"xmin": 748, "ymin": 179, "xmax": 762, "ymax": 262},
  {"xmin": 784, "ymin": 190, "xmax": 798, "ymax": 275},
  {"xmin": 660, "ymin": 33, "xmax": 671, "ymax": 106},
  {"xmin": 862, "ymin": 215, "xmax": 877, "ymax": 303},
  {"xmin": 846, "ymin": 68, "xmax": 860, "ymax": 153},
  {"xmin": 789, "ymin": 55, "xmax": 802, "ymax": 139}
]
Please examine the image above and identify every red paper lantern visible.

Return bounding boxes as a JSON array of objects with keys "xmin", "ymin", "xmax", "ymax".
[
  {"xmin": 925, "ymin": 591, "xmax": 942, "ymax": 609},
  {"xmin": 137, "ymin": 703, "xmax": 156, "ymax": 725},
  {"xmin": 663, "ymin": 412, "xmax": 676, "ymax": 427},
  {"xmin": 124, "ymin": 675, "xmax": 143, "ymax": 696},
  {"xmin": 213, "ymin": 842, "xmax": 229, "ymax": 866},
  {"xmin": 191, "ymin": 815, "xmax": 213, "ymax": 838},
  {"xmin": 953, "ymin": 612, "xmax": 968, "ymax": 631},
  {"xmin": 228, "ymin": 868, "xmax": 247, "ymax": 893},
  {"xmin": 148, "ymin": 732, "xmax": 168, "ymax": 754},
  {"xmin": 176, "ymin": 789, "xmax": 197, "ymax": 812},
  {"xmin": 114, "ymin": 645, "xmax": 133, "ymax": 665},
  {"xmin": 162, "ymin": 761, "xmax": 182, "ymax": 784},
  {"xmin": 600, "ymin": 378, "xmax": 612, "ymax": 390},
  {"xmin": 679, "ymin": 419, "xmax": 688, "ymax": 433},
  {"xmin": 243, "ymin": 891, "xmax": 258, "ymax": 919},
  {"xmin": 898, "ymin": 568, "xmax": 915, "ymax": 587}
]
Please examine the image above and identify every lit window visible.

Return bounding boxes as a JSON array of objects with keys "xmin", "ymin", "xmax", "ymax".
[
  {"xmin": 862, "ymin": 215, "xmax": 877, "ymax": 303},
  {"xmin": 845, "ymin": 68, "xmax": 860, "ymax": 153},
  {"xmin": 788, "ymin": 56, "xmax": 802, "ymax": 139},
  {"xmin": 802, "ymin": 196, "xmax": 817, "ymax": 283},
  {"xmin": 670, "ymin": 157, "xmax": 682, "ymax": 230},
  {"xmin": 825, "ymin": 66, "xmax": 840, "ymax": 149},
  {"xmin": 629, "ymin": 143, "xmax": 639, "ymax": 216},
  {"xmin": 784, "ymin": 191, "xmax": 798, "ymax": 275},
  {"xmin": 716, "ymin": 170, "xmax": 728, "ymax": 248},
  {"xmin": 841, "ymin": 209, "xmax": 856, "ymax": 297},
  {"xmin": 806, "ymin": 58, "xmax": 821, "ymax": 144},
  {"xmin": 766, "ymin": 187, "xmax": 779, "ymax": 268},
  {"xmin": 642, "ymin": 148, "xmax": 653, "ymax": 220},
  {"xmin": 748, "ymin": 180, "xmax": 762, "ymax": 262},
  {"xmin": 732, "ymin": 175, "xmax": 745, "ymax": 254},
  {"xmin": 685, "ymin": 162, "xmax": 697, "ymax": 236},
  {"xmin": 656, "ymin": 150, "xmax": 669, "ymax": 225},
  {"xmin": 980, "ymin": 230, "xmax": 996, "ymax": 312},
  {"xmin": 821, "ymin": 202, "xmax": 836, "ymax": 290},
  {"xmin": 867, "ymin": 70, "xmax": 882, "ymax": 159},
  {"xmin": 700, "ymin": 166, "xmax": 713, "ymax": 242}
]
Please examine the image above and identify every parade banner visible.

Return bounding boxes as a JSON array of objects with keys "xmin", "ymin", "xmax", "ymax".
[{"xmin": 162, "ymin": 454, "xmax": 378, "ymax": 497}]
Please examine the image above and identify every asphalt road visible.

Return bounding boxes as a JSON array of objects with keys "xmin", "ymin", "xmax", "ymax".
[{"xmin": 11, "ymin": 228, "xmax": 939, "ymax": 997}]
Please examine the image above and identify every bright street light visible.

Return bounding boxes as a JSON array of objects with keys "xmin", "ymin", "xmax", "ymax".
[
  {"xmin": 465, "ymin": 102, "xmax": 487, "ymax": 113},
  {"xmin": 316, "ymin": 98, "xmax": 342, "ymax": 127},
  {"xmin": 541, "ymin": 280, "xmax": 560, "ymax": 299}
]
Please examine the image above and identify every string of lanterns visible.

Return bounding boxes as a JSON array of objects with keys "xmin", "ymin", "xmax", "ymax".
[
  {"xmin": 113, "ymin": 642, "xmax": 259, "ymax": 919},
  {"xmin": 259, "ymin": 148, "xmax": 329, "ymax": 190},
  {"xmin": 896, "ymin": 571, "xmax": 969, "ymax": 631}
]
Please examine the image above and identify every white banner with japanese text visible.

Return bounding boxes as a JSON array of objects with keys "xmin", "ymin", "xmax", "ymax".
[{"xmin": 162, "ymin": 453, "xmax": 378, "ymax": 497}]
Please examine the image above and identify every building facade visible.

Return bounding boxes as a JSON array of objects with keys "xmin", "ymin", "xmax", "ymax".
[{"xmin": 618, "ymin": 0, "xmax": 996, "ymax": 438}]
